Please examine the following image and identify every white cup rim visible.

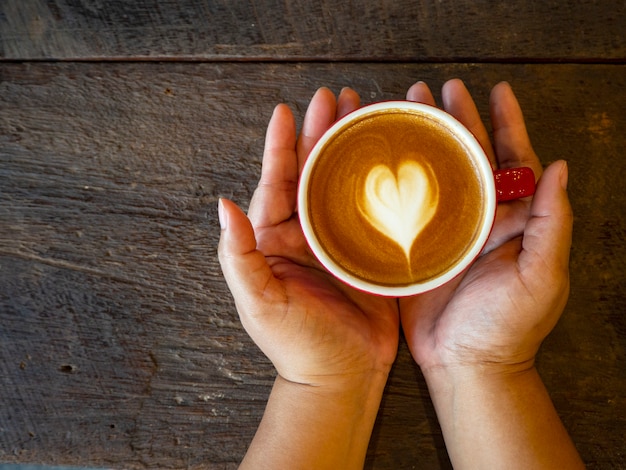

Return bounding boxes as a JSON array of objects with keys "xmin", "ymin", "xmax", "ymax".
[{"xmin": 298, "ymin": 101, "xmax": 497, "ymax": 297}]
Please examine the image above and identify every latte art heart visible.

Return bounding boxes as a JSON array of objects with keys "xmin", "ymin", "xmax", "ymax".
[{"xmin": 359, "ymin": 161, "xmax": 439, "ymax": 259}]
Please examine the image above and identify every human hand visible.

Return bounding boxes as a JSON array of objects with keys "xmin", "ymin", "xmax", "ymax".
[
  {"xmin": 218, "ymin": 87, "xmax": 400, "ymax": 390},
  {"xmin": 400, "ymin": 79, "xmax": 573, "ymax": 374}
]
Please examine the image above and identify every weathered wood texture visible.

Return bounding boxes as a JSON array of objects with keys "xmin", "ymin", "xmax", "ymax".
[
  {"xmin": 1, "ymin": 0, "xmax": 625, "ymax": 61},
  {"xmin": 1, "ymin": 62, "xmax": 625, "ymax": 469}
]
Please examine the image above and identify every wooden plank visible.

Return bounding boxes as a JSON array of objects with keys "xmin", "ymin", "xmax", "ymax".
[
  {"xmin": 1, "ymin": 62, "xmax": 625, "ymax": 469},
  {"xmin": 1, "ymin": 1, "xmax": 625, "ymax": 61}
]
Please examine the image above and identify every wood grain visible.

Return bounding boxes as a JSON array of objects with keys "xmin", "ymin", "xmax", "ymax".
[
  {"xmin": 1, "ymin": 62, "xmax": 624, "ymax": 469},
  {"xmin": 1, "ymin": 1, "xmax": 625, "ymax": 61}
]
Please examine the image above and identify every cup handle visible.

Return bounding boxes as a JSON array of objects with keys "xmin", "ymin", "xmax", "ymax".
[{"xmin": 494, "ymin": 167, "xmax": 536, "ymax": 202}]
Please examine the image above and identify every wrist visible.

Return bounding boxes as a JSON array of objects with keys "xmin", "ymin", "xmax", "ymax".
[
  {"xmin": 274, "ymin": 368, "xmax": 390, "ymax": 452},
  {"xmin": 276, "ymin": 366, "xmax": 390, "ymax": 414},
  {"xmin": 275, "ymin": 352, "xmax": 393, "ymax": 398},
  {"xmin": 241, "ymin": 371, "xmax": 389, "ymax": 470},
  {"xmin": 418, "ymin": 360, "xmax": 584, "ymax": 470},
  {"xmin": 422, "ymin": 356, "xmax": 535, "ymax": 380},
  {"xmin": 421, "ymin": 358, "xmax": 537, "ymax": 398}
]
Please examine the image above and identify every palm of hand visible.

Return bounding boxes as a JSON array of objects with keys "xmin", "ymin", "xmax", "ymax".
[
  {"xmin": 257, "ymin": 215, "xmax": 399, "ymax": 384},
  {"xmin": 400, "ymin": 80, "xmax": 571, "ymax": 372},
  {"xmin": 401, "ymin": 232, "xmax": 561, "ymax": 371},
  {"xmin": 219, "ymin": 89, "xmax": 399, "ymax": 386}
]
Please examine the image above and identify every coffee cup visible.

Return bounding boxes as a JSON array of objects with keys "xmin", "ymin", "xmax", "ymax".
[{"xmin": 297, "ymin": 101, "xmax": 535, "ymax": 296}]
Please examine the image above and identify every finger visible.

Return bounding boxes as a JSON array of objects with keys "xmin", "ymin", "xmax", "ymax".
[
  {"xmin": 218, "ymin": 198, "xmax": 282, "ymax": 311},
  {"xmin": 482, "ymin": 200, "xmax": 530, "ymax": 254},
  {"xmin": 490, "ymin": 82, "xmax": 542, "ymax": 178},
  {"xmin": 336, "ymin": 87, "xmax": 360, "ymax": 119},
  {"xmin": 406, "ymin": 81, "xmax": 437, "ymax": 106},
  {"xmin": 518, "ymin": 160, "xmax": 573, "ymax": 278},
  {"xmin": 296, "ymin": 87, "xmax": 338, "ymax": 173},
  {"xmin": 441, "ymin": 78, "xmax": 496, "ymax": 164},
  {"xmin": 248, "ymin": 104, "xmax": 298, "ymax": 228}
]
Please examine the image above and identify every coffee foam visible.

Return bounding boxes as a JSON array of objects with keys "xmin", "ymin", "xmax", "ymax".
[{"xmin": 359, "ymin": 160, "xmax": 439, "ymax": 260}]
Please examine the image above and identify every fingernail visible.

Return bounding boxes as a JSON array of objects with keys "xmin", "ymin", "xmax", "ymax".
[
  {"xmin": 218, "ymin": 198, "xmax": 227, "ymax": 230},
  {"xmin": 559, "ymin": 161, "xmax": 569, "ymax": 191},
  {"xmin": 338, "ymin": 87, "xmax": 352, "ymax": 100},
  {"xmin": 314, "ymin": 86, "xmax": 331, "ymax": 98}
]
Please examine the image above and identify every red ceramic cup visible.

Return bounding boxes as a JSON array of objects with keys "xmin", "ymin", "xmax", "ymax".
[{"xmin": 298, "ymin": 101, "xmax": 535, "ymax": 296}]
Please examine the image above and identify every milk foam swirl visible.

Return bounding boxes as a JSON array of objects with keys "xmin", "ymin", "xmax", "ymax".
[{"xmin": 359, "ymin": 161, "xmax": 439, "ymax": 260}]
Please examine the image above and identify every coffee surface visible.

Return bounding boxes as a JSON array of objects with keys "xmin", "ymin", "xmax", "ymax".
[{"xmin": 307, "ymin": 109, "xmax": 486, "ymax": 287}]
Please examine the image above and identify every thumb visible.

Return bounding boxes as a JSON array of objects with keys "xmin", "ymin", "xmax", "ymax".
[
  {"xmin": 217, "ymin": 198, "xmax": 277, "ymax": 311},
  {"xmin": 519, "ymin": 160, "xmax": 573, "ymax": 276}
]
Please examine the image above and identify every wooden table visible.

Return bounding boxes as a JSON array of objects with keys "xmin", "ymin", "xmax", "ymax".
[{"xmin": 1, "ymin": 2, "xmax": 624, "ymax": 469}]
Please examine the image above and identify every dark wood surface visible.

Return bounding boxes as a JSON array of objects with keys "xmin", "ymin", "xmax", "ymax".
[
  {"xmin": 1, "ymin": 2, "xmax": 625, "ymax": 470},
  {"xmin": 2, "ymin": 0, "xmax": 626, "ymax": 61}
]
